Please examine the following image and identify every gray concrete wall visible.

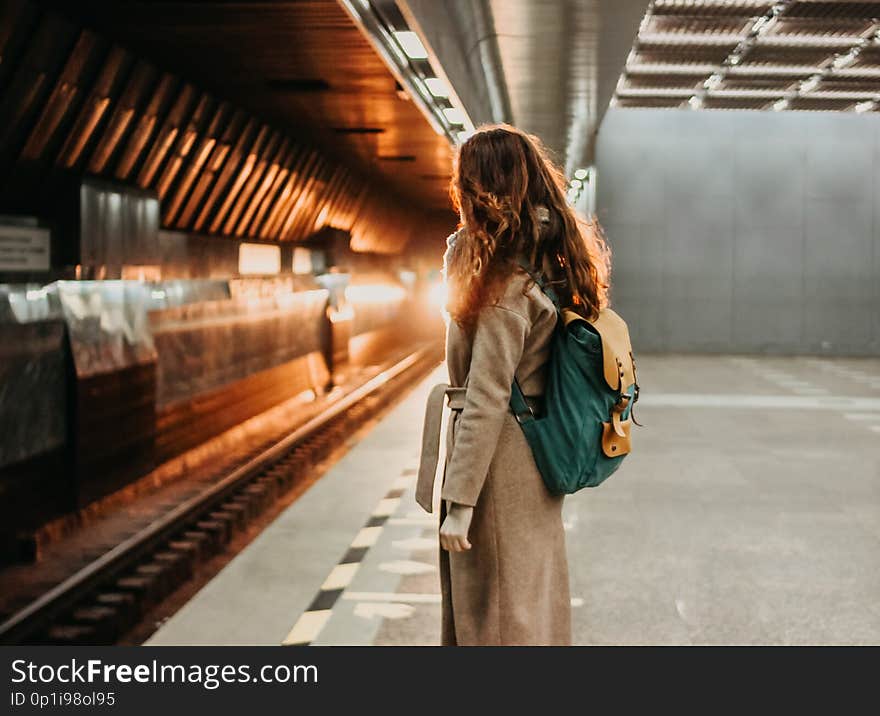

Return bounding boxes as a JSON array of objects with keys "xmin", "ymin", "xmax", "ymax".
[{"xmin": 595, "ymin": 108, "xmax": 880, "ymax": 356}]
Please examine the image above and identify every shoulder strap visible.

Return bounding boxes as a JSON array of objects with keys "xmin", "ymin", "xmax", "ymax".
[
  {"xmin": 516, "ymin": 256, "xmax": 561, "ymax": 312},
  {"xmin": 510, "ymin": 379, "xmax": 535, "ymax": 424},
  {"xmin": 510, "ymin": 257, "xmax": 558, "ymax": 424}
]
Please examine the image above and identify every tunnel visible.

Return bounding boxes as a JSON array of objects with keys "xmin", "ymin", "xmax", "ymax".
[{"xmin": 0, "ymin": 0, "xmax": 878, "ymax": 654}]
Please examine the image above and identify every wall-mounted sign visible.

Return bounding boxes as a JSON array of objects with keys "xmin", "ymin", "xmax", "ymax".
[
  {"xmin": 238, "ymin": 242, "xmax": 281, "ymax": 275},
  {"xmin": 0, "ymin": 224, "xmax": 50, "ymax": 271},
  {"xmin": 292, "ymin": 247, "xmax": 313, "ymax": 275}
]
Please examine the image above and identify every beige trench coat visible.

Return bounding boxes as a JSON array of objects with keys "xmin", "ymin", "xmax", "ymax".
[{"xmin": 433, "ymin": 243, "xmax": 572, "ymax": 646}]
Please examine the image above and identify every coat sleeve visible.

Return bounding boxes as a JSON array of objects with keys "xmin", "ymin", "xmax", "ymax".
[{"xmin": 441, "ymin": 304, "xmax": 530, "ymax": 507}]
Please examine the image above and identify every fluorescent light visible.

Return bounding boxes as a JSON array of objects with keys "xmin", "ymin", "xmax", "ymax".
[
  {"xmin": 574, "ymin": 168, "xmax": 588, "ymax": 180},
  {"xmin": 704, "ymin": 73, "xmax": 723, "ymax": 90},
  {"xmin": 443, "ymin": 107, "xmax": 465, "ymax": 124},
  {"xmin": 799, "ymin": 75, "xmax": 822, "ymax": 94},
  {"xmin": 750, "ymin": 15, "xmax": 772, "ymax": 34},
  {"xmin": 424, "ymin": 77, "xmax": 449, "ymax": 98},
  {"xmin": 570, "ymin": 179, "xmax": 582, "ymax": 189},
  {"xmin": 393, "ymin": 31, "xmax": 428, "ymax": 60},
  {"xmin": 832, "ymin": 49, "xmax": 860, "ymax": 70}
]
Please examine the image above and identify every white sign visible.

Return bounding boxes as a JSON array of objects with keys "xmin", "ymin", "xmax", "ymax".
[
  {"xmin": 238, "ymin": 242, "xmax": 280, "ymax": 275},
  {"xmin": 0, "ymin": 225, "xmax": 50, "ymax": 271}
]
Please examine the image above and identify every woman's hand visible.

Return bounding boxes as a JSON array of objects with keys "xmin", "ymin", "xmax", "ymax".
[{"xmin": 440, "ymin": 502, "xmax": 474, "ymax": 552}]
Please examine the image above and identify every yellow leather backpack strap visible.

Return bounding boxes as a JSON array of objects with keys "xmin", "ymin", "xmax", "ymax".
[
  {"xmin": 586, "ymin": 308, "xmax": 636, "ymax": 391},
  {"xmin": 561, "ymin": 308, "xmax": 583, "ymax": 327}
]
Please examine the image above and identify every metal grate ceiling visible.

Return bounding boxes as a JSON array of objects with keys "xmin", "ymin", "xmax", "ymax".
[{"xmin": 613, "ymin": 0, "xmax": 880, "ymax": 112}]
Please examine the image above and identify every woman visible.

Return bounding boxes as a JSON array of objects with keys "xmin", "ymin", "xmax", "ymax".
[{"xmin": 430, "ymin": 124, "xmax": 611, "ymax": 646}]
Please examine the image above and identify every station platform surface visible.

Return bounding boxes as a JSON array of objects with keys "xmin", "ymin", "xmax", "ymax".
[{"xmin": 148, "ymin": 355, "xmax": 880, "ymax": 646}]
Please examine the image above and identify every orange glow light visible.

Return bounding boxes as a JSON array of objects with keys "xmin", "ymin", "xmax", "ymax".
[{"xmin": 344, "ymin": 284, "xmax": 406, "ymax": 304}]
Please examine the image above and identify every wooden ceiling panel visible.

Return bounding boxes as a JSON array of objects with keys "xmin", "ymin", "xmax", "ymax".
[
  {"xmin": 0, "ymin": 0, "xmax": 455, "ymax": 255},
  {"xmin": 47, "ymin": 0, "xmax": 454, "ymax": 211}
]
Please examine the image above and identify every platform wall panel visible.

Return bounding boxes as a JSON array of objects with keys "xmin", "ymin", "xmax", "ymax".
[{"xmin": 596, "ymin": 108, "xmax": 880, "ymax": 356}]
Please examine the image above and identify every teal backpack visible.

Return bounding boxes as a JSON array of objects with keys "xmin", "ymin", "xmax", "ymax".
[{"xmin": 510, "ymin": 261, "xmax": 641, "ymax": 494}]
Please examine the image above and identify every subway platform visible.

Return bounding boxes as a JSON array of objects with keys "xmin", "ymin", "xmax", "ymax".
[{"xmin": 148, "ymin": 354, "xmax": 880, "ymax": 647}]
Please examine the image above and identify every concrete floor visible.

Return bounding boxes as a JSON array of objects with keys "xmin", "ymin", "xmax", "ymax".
[{"xmin": 148, "ymin": 354, "xmax": 880, "ymax": 646}]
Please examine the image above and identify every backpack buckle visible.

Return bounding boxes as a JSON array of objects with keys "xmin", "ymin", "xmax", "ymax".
[
  {"xmin": 613, "ymin": 393, "xmax": 631, "ymax": 410},
  {"xmin": 514, "ymin": 406, "xmax": 535, "ymax": 424}
]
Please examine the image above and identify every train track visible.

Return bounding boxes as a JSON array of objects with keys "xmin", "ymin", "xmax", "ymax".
[{"xmin": 0, "ymin": 346, "xmax": 441, "ymax": 645}]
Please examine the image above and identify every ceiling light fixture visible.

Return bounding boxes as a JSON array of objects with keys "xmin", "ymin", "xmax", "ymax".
[
  {"xmin": 799, "ymin": 75, "xmax": 822, "ymax": 94},
  {"xmin": 751, "ymin": 2, "xmax": 788, "ymax": 36},
  {"xmin": 704, "ymin": 73, "xmax": 724, "ymax": 91},
  {"xmin": 424, "ymin": 78, "xmax": 450, "ymax": 98},
  {"xmin": 574, "ymin": 168, "xmax": 588, "ymax": 180},
  {"xmin": 750, "ymin": 16, "xmax": 771, "ymax": 35},
  {"xmin": 413, "ymin": 79, "xmax": 433, "ymax": 104},
  {"xmin": 443, "ymin": 107, "xmax": 465, "ymax": 124},
  {"xmin": 338, "ymin": 0, "xmax": 475, "ymax": 145},
  {"xmin": 393, "ymin": 31, "xmax": 428, "ymax": 60},
  {"xmin": 831, "ymin": 48, "xmax": 862, "ymax": 71}
]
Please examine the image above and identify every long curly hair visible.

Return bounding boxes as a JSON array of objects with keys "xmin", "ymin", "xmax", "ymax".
[{"xmin": 446, "ymin": 124, "xmax": 611, "ymax": 333}]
